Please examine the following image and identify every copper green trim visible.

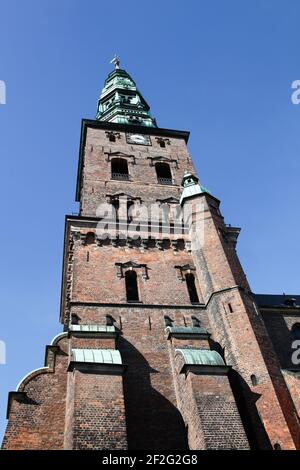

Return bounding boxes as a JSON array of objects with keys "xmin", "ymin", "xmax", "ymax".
[
  {"xmin": 69, "ymin": 325, "xmax": 115, "ymax": 332},
  {"xmin": 166, "ymin": 326, "xmax": 209, "ymax": 339},
  {"xmin": 180, "ymin": 172, "xmax": 211, "ymax": 205},
  {"xmin": 175, "ymin": 348, "xmax": 225, "ymax": 366},
  {"xmin": 69, "ymin": 324, "xmax": 118, "ymax": 338},
  {"xmin": 71, "ymin": 348, "xmax": 122, "ymax": 365}
]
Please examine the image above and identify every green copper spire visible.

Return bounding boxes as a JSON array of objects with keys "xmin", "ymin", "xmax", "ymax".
[{"xmin": 96, "ymin": 57, "xmax": 157, "ymax": 127}]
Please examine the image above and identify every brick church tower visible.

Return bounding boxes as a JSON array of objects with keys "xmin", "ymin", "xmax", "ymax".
[{"xmin": 2, "ymin": 60, "xmax": 300, "ymax": 450}]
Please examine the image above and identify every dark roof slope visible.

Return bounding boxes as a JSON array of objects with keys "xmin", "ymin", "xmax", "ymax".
[{"xmin": 254, "ymin": 294, "xmax": 300, "ymax": 308}]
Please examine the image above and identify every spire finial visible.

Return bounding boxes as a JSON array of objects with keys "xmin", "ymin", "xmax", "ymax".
[{"xmin": 110, "ymin": 54, "xmax": 120, "ymax": 70}]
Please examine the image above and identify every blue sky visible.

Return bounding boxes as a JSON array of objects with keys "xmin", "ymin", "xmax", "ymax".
[{"xmin": 1, "ymin": 0, "xmax": 300, "ymax": 440}]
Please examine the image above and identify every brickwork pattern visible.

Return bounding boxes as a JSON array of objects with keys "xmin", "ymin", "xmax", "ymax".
[{"xmin": 2, "ymin": 121, "xmax": 300, "ymax": 450}]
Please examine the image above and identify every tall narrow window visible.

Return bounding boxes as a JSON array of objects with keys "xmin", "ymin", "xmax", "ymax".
[
  {"xmin": 111, "ymin": 199, "xmax": 120, "ymax": 221},
  {"xmin": 185, "ymin": 273, "xmax": 199, "ymax": 304},
  {"xmin": 155, "ymin": 162, "xmax": 172, "ymax": 185},
  {"xmin": 111, "ymin": 158, "xmax": 129, "ymax": 181},
  {"xmin": 125, "ymin": 270, "xmax": 139, "ymax": 302},
  {"xmin": 127, "ymin": 200, "xmax": 134, "ymax": 222}
]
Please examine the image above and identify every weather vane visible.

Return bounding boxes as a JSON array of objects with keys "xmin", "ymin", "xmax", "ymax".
[{"xmin": 110, "ymin": 54, "xmax": 120, "ymax": 70}]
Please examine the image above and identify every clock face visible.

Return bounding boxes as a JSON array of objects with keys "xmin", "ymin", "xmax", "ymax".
[{"xmin": 126, "ymin": 133, "xmax": 151, "ymax": 146}]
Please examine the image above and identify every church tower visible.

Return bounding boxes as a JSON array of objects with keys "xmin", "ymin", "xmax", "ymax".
[{"xmin": 2, "ymin": 60, "xmax": 300, "ymax": 450}]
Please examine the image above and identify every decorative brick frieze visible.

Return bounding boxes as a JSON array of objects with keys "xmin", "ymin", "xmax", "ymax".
[{"xmin": 70, "ymin": 228, "xmax": 191, "ymax": 252}]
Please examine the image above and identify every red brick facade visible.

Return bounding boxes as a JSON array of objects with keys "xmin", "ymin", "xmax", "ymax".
[{"xmin": 2, "ymin": 74, "xmax": 300, "ymax": 450}]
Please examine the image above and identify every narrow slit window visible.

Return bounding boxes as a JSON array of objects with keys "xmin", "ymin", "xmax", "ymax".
[
  {"xmin": 185, "ymin": 273, "xmax": 199, "ymax": 304},
  {"xmin": 125, "ymin": 270, "xmax": 139, "ymax": 302},
  {"xmin": 250, "ymin": 374, "xmax": 258, "ymax": 386},
  {"xmin": 127, "ymin": 200, "xmax": 134, "ymax": 222},
  {"xmin": 112, "ymin": 199, "xmax": 120, "ymax": 221}
]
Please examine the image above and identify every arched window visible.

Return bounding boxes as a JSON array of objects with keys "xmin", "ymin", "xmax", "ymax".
[
  {"xmin": 185, "ymin": 273, "xmax": 199, "ymax": 304},
  {"xmin": 111, "ymin": 158, "xmax": 129, "ymax": 181},
  {"xmin": 125, "ymin": 270, "xmax": 139, "ymax": 302},
  {"xmin": 155, "ymin": 162, "xmax": 172, "ymax": 185},
  {"xmin": 291, "ymin": 323, "xmax": 300, "ymax": 340}
]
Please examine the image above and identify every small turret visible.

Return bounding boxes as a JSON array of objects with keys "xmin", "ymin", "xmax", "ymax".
[{"xmin": 180, "ymin": 171, "xmax": 211, "ymax": 205}]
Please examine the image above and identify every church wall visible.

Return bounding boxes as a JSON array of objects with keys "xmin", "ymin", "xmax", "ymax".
[
  {"xmin": 71, "ymin": 240, "xmax": 204, "ymax": 306},
  {"xmin": 2, "ymin": 337, "xmax": 68, "ymax": 450}
]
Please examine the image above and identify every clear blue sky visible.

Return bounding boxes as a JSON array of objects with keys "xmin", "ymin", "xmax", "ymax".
[{"xmin": 1, "ymin": 0, "xmax": 300, "ymax": 440}]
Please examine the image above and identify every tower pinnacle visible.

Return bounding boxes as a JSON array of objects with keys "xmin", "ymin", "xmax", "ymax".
[
  {"xmin": 110, "ymin": 54, "xmax": 120, "ymax": 70},
  {"xmin": 96, "ymin": 66, "xmax": 157, "ymax": 127}
]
